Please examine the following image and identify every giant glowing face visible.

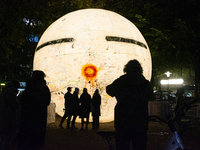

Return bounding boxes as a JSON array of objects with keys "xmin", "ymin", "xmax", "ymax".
[{"xmin": 33, "ymin": 9, "xmax": 152, "ymax": 123}]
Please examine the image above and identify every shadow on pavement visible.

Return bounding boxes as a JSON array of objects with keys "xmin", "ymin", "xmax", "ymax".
[{"xmin": 12, "ymin": 114, "xmax": 200, "ymax": 150}]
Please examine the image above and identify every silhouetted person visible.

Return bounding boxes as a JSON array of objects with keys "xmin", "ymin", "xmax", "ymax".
[
  {"xmin": 0, "ymin": 80, "xmax": 20, "ymax": 150},
  {"xmin": 18, "ymin": 70, "xmax": 51, "ymax": 150},
  {"xmin": 91, "ymin": 89, "xmax": 101, "ymax": 130},
  {"xmin": 174, "ymin": 88, "xmax": 185, "ymax": 115},
  {"xmin": 106, "ymin": 60, "xmax": 153, "ymax": 150},
  {"xmin": 174, "ymin": 88, "xmax": 185, "ymax": 133},
  {"xmin": 59, "ymin": 87, "xmax": 73, "ymax": 129},
  {"xmin": 71, "ymin": 87, "xmax": 80, "ymax": 129},
  {"xmin": 79, "ymin": 88, "xmax": 91, "ymax": 130}
]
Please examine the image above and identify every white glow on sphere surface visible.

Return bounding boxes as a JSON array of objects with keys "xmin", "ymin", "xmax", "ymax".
[{"xmin": 33, "ymin": 9, "xmax": 152, "ymax": 123}]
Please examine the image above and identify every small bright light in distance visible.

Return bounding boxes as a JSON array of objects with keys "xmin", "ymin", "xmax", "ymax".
[
  {"xmin": 160, "ymin": 79, "xmax": 184, "ymax": 85},
  {"xmin": 165, "ymin": 71, "xmax": 172, "ymax": 77}
]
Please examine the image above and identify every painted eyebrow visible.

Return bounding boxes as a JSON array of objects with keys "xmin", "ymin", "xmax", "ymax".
[
  {"xmin": 36, "ymin": 36, "xmax": 147, "ymax": 51},
  {"xmin": 106, "ymin": 36, "xmax": 147, "ymax": 49},
  {"xmin": 36, "ymin": 38, "xmax": 74, "ymax": 51}
]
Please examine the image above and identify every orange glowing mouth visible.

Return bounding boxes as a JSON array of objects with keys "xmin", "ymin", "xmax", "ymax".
[{"xmin": 82, "ymin": 64, "xmax": 97, "ymax": 80}]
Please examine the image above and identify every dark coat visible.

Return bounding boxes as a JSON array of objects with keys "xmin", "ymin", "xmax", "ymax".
[
  {"xmin": 174, "ymin": 95, "xmax": 185, "ymax": 115},
  {"xmin": 64, "ymin": 91, "xmax": 74, "ymax": 116},
  {"xmin": 106, "ymin": 73, "xmax": 153, "ymax": 131},
  {"xmin": 72, "ymin": 92, "xmax": 80, "ymax": 116},
  {"xmin": 91, "ymin": 92, "xmax": 101, "ymax": 117},
  {"xmin": 79, "ymin": 91, "xmax": 91, "ymax": 118},
  {"xmin": 18, "ymin": 79, "xmax": 51, "ymax": 149}
]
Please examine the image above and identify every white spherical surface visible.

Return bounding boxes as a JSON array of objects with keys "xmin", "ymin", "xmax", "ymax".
[{"xmin": 33, "ymin": 9, "xmax": 152, "ymax": 123}]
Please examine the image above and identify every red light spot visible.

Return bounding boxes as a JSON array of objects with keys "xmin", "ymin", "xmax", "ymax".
[{"xmin": 82, "ymin": 64, "xmax": 97, "ymax": 80}]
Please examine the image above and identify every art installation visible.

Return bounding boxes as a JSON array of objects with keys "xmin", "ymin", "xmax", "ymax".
[{"xmin": 33, "ymin": 9, "xmax": 152, "ymax": 123}]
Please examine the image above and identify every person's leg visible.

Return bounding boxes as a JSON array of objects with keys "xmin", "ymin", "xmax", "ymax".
[
  {"xmin": 92, "ymin": 116, "xmax": 95, "ymax": 129},
  {"xmin": 96, "ymin": 116, "xmax": 99, "ymax": 129},
  {"xmin": 67, "ymin": 115, "xmax": 72, "ymax": 129},
  {"xmin": 85, "ymin": 116, "xmax": 89, "ymax": 130},
  {"xmin": 72, "ymin": 115, "xmax": 77, "ymax": 129},
  {"xmin": 31, "ymin": 148, "xmax": 41, "ymax": 150},
  {"xmin": 131, "ymin": 130, "xmax": 147, "ymax": 150},
  {"xmin": 115, "ymin": 130, "xmax": 130, "ymax": 150},
  {"xmin": 81, "ymin": 118, "xmax": 84, "ymax": 130},
  {"xmin": 59, "ymin": 113, "xmax": 67, "ymax": 128},
  {"xmin": 93, "ymin": 115, "xmax": 99, "ymax": 129}
]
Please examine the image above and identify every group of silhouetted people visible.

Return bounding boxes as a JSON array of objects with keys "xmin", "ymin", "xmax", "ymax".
[
  {"xmin": 0, "ymin": 80, "xmax": 20, "ymax": 150},
  {"xmin": 0, "ymin": 59, "xmax": 155, "ymax": 150},
  {"xmin": 0, "ymin": 70, "xmax": 51, "ymax": 150},
  {"xmin": 59, "ymin": 87, "xmax": 101, "ymax": 131}
]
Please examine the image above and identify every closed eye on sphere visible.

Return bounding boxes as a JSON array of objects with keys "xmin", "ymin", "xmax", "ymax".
[{"xmin": 36, "ymin": 36, "xmax": 147, "ymax": 51}]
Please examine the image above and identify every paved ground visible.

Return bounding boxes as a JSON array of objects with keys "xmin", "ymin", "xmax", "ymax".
[{"xmin": 12, "ymin": 115, "xmax": 200, "ymax": 150}]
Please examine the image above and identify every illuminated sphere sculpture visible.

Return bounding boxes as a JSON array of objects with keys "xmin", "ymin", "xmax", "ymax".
[{"xmin": 33, "ymin": 9, "xmax": 152, "ymax": 123}]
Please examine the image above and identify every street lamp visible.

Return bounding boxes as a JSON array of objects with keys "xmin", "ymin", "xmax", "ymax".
[
  {"xmin": 165, "ymin": 71, "xmax": 172, "ymax": 100},
  {"xmin": 165, "ymin": 71, "xmax": 172, "ymax": 78}
]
